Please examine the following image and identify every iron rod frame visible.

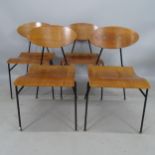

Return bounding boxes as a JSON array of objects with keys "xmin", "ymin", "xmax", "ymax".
[
  {"xmin": 15, "ymin": 84, "xmax": 78, "ymax": 131},
  {"xmin": 96, "ymin": 48, "xmax": 104, "ymax": 65},
  {"xmin": 84, "ymin": 84, "xmax": 149, "ymax": 133}
]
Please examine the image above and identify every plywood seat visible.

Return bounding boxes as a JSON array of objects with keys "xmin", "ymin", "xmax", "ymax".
[
  {"xmin": 61, "ymin": 52, "xmax": 104, "ymax": 65},
  {"xmin": 14, "ymin": 65, "xmax": 75, "ymax": 87},
  {"xmin": 7, "ymin": 52, "xmax": 54, "ymax": 64},
  {"xmin": 88, "ymin": 65, "xmax": 150, "ymax": 89}
]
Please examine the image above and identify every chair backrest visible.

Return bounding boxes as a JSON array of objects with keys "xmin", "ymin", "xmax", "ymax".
[
  {"xmin": 69, "ymin": 23, "xmax": 98, "ymax": 41},
  {"xmin": 27, "ymin": 25, "xmax": 77, "ymax": 48},
  {"xmin": 89, "ymin": 26, "xmax": 139, "ymax": 49},
  {"xmin": 17, "ymin": 22, "xmax": 50, "ymax": 38}
]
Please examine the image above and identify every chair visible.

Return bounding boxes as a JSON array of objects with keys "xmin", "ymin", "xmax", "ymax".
[
  {"xmin": 89, "ymin": 26, "xmax": 139, "ymax": 100},
  {"xmin": 61, "ymin": 23, "xmax": 104, "ymax": 99},
  {"xmin": 7, "ymin": 22, "xmax": 55, "ymax": 99},
  {"xmin": 14, "ymin": 25, "xmax": 78, "ymax": 131},
  {"xmin": 84, "ymin": 65, "xmax": 150, "ymax": 133},
  {"xmin": 61, "ymin": 23, "xmax": 104, "ymax": 65}
]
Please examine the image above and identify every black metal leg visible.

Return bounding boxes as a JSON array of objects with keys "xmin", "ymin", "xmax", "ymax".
[
  {"xmin": 51, "ymin": 87, "xmax": 55, "ymax": 100},
  {"xmin": 71, "ymin": 40, "xmax": 76, "ymax": 53},
  {"xmin": 96, "ymin": 48, "xmax": 104, "ymax": 65},
  {"xmin": 8, "ymin": 64, "xmax": 13, "ymax": 99},
  {"xmin": 28, "ymin": 41, "xmax": 31, "ymax": 52},
  {"xmin": 120, "ymin": 48, "xmax": 124, "ymax": 67},
  {"xmin": 26, "ymin": 41, "xmax": 31, "ymax": 75},
  {"xmin": 123, "ymin": 88, "xmax": 126, "ymax": 100},
  {"xmin": 101, "ymin": 87, "xmax": 103, "ymax": 101},
  {"xmin": 50, "ymin": 60, "xmax": 53, "ymax": 65},
  {"xmin": 46, "ymin": 47, "xmax": 50, "ymax": 53},
  {"xmin": 73, "ymin": 82, "xmax": 78, "ymax": 131},
  {"xmin": 88, "ymin": 40, "xmax": 92, "ymax": 53},
  {"xmin": 120, "ymin": 48, "xmax": 126, "ymax": 100},
  {"xmin": 36, "ymin": 87, "xmax": 39, "ymax": 99},
  {"xmin": 139, "ymin": 89, "xmax": 149, "ymax": 133},
  {"xmin": 61, "ymin": 47, "xmax": 68, "ymax": 65},
  {"xmin": 15, "ymin": 86, "xmax": 22, "ymax": 131},
  {"xmin": 26, "ymin": 64, "xmax": 29, "ymax": 73},
  {"xmin": 60, "ymin": 87, "xmax": 63, "ymax": 100},
  {"xmin": 84, "ymin": 83, "xmax": 91, "ymax": 131},
  {"xmin": 35, "ymin": 47, "xmax": 45, "ymax": 99},
  {"xmin": 84, "ymin": 83, "xmax": 89, "ymax": 100},
  {"xmin": 40, "ymin": 47, "xmax": 45, "ymax": 64}
]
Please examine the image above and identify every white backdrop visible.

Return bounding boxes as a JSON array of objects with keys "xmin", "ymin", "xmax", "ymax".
[{"xmin": 0, "ymin": 0, "xmax": 155, "ymax": 84}]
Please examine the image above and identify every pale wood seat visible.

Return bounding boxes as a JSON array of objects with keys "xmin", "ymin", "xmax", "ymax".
[
  {"xmin": 64, "ymin": 53, "xmax": 103, "ymax": 65},
  {"xmin": 88, "ymin": 66, "xmax": 150, "ymax": 89},
  {"xmin": 14, "ymin": 26, "xmax": 78, "ymax": 131},
  {"xmin": 84, "ymin": 65, "xmax": 150, "ymax": 133},
  {"xmin": 7, "ymin": 52, "xmax": 54, "ymax": 65},
  {"xmin": 7, "ymin": 22, "xmax": 54, "ymax": 99},
  {"xmin": 14, "ymin": 65, "xmax": 75, "ymax": 87},
  {"xmin": 61, "ymin": 23, "xmax": 104, "ymax": 65}
]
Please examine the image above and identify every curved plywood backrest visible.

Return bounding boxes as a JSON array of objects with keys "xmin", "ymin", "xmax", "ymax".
[
  {"xmin": 69, "ymin": 23, "xmax": 98, "ymax": 41},
  {"xmin": 27, "ymin": 25, "xmax": 77, "ymax": 48},
  {"xmin": 90, "ymin": 26, "xmax": 139, "ymax": 49},
  {"xmin": 17, "ymin": 22, "xmax": 51, "ymax": 38}
]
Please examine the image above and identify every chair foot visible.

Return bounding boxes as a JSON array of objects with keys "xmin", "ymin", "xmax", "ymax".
[{"xmin": 19, "ymin": 127, "xmax": 22, "ymax": 131}]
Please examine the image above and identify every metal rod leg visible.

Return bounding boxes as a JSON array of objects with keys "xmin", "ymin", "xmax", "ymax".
[
  {"xmin": 61, "ymin": 47, "xmax": 68, "ymax": 65},
  {"xmin": 51, "ymin": 87, "xmax": 55, "ymax": 100},
  {"xmin": 35, "ymin": 47, "xmax": 45, "ymax": 99},
  {"xmin": 28, "ymin": 41, "xmax": 31, "ymax": 52},
  {"xmin": 88, "ymin": 40, "xmax": 92, "ymax": 53},
  {"xmin": 84, "ymin": 83, "xmax": 90, "ymax": 131},
  {"xmin": 73, "ymin": 83, "xmax": 77, "ymax": 131},
  {"xmin": 96, "ymin": 48, "xmax": 104, "ymax": 65},
  {"xmin": 120, "ymin": 48, "xmax": 126, "ymax": 100},
  {"xmin": 60, "ymin": 87, "xmax": 63, "ymax": 100},
  {"xmin": 15, "ymin": 86, "xmax": 22, "ymax": 131},
  {"xmin": 36, "ymin": 87, "xmax": 39, "ymax": 99},
  {"xmin": 123, "ymin": 88, "xmax": 126, "ymax": 100},
  {"xmin": 8, "ymin": 64, "xmax": 13, "ymax": 99},
  {"xmin": 71, "ymin": 40, "xmax": 76, "ymax": 53},
  {"xmin": 101, "ymin": 87, "xmax": 103, "ymax": 101},
  {"xmin": 26, "ymin": 64, "xmax": 29, "ymax": 73},
  {"xmin": 139, "ymin": 89, "xmax": 149, "ymax": 133}
]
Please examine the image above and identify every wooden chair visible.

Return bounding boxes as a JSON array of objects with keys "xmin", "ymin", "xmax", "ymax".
[
  {"xmin": 61, "ymin": 23, "xmax": 104, "ymax": 65},
  {"xmin": 61, "ymin": 23, "xmax": 104, "ymax": 99},
  {"xmin": 84, "ymin": 65, "xmax": 150, "ymax": 133},
  {"xmin": 14, "ymin": 26, "xmax": 78, "ymax": 131},
  {"xmin": 89, "ymin": 26, "xmax": 139, "ymax": 100},
  {"xmin": 7, "ymin": 22, "xmax": 55, "ymax": 99}
]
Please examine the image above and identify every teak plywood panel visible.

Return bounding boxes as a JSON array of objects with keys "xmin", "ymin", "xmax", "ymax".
[
  {"xmin": 88, "ymin": 65, "xmax": 150, "ymax": 89},
  {"xmin": 27, "ymin": 26, "xmax": 77, "ymax": 48},
  {"xmin": 90, "ymin": 26, "xmax": 139, "ymax": 49},
  {"xmin": 70, "ymin": 23, "xmax": 98, "ymax": 41},
  {"xmin": 14, "ymin": 65, "xmax": 75, "ymax": 87},
  {"xmin": 7, "ymin": 52, "xmax": 54, "ymax": 64}
]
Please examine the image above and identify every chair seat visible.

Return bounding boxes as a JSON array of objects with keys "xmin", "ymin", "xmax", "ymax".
[
  {"xmin": 61, "ymin": 52, "xmax": 104, "ymax": 65},
  {"xmin": 14, "ymin": 65, "xmax": 75, "ymax": 87},
  {"xmin": 7, "ymin": 52, "xmax": 54, "ymax": 64},
  {"xmin": 88, "ymin": 65, "xmax": 150, "ymax": 89}
]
